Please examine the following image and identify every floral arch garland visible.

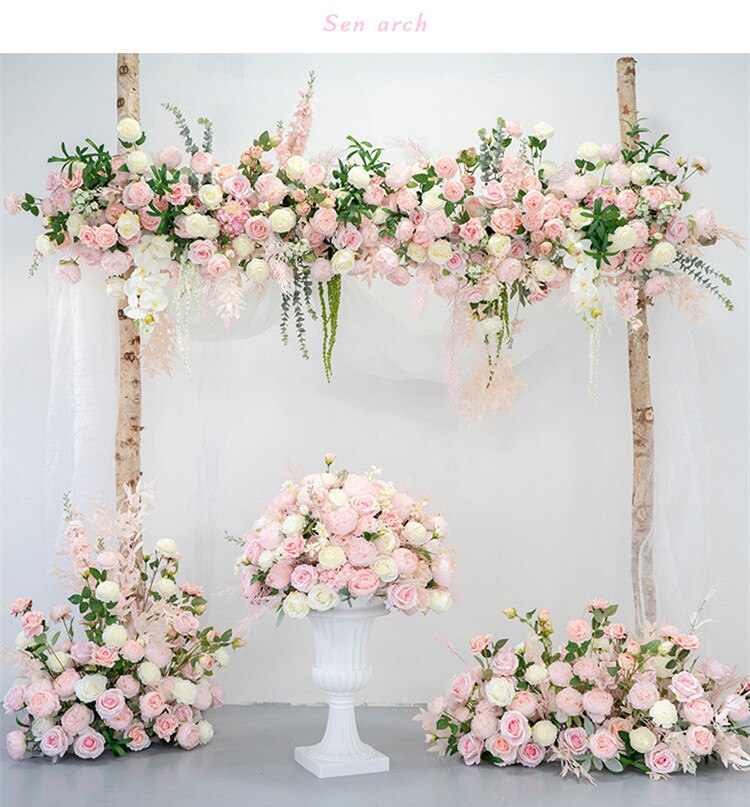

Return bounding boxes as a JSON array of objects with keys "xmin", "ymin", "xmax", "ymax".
[{"xmin": 7, "ymin": 72, "xmax": 737, "ymax": 416}]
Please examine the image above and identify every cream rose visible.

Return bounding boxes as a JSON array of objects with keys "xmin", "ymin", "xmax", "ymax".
[
  {"xmin": 531, "ymin": 720, "xmax": 558, "ymax": 747},
  {"xmin": 649, "ymin": 699, "xmax": 678, "ymax": 728},
  {"xmin": 198, "ymin": 184, "xmax": 223, "ymax": 210},
  {"xmin": 95, "ymin": 581, "xmax": 120, "ymax": 603},
  {"xmin": 487, "ymin": 234, "xmax": 511, "ymax": 258},
  {"xmin": 172, "ymin": 679, "xmax": 197, "ymax": 705},
  {"xmin": 331, "ymin": 248, "xmax": 356, "ymax": 274},
  {"xmin": 269, "ymin": 207, "xmax": 297, "ymax": 233},
  {"xmin": 569, "ymin": 208, "xmax": 589, "ymax": 229},
  {"xmin": 184, "ymin": 213, "xmax": 211, "ymax": 239},
  {"xmin": 649, "ymin": 241, "xmax": 677, "ymax": 269},
  {"xmin": 318, "ymin": 545, "xmax": 346, "ymax": 570},
  {"xmin": 283, "ymin": 592, "xmax": 310, "ymax": 619},
  {"xmin": 348, "ymin": 166, "xmax": 371, "ymax": 189},
  {"xmin": 532, "ymin": 259, "xmax": 557, "ymax": 283},
  {"xmin": 102, "ymin": 623, "xmax": 128, "ymax": 649},
  {"xmin": 155, "ymin": 538, "xmax": 179, "ymax": 557},
  {"xmin": 156, "ymin": 577, "xmax": 176, "ymax": 598},
  {"xmin": 372, "ymin": 555, "xmax": 399, "ymax": 583},
  {"xmin": 307, "ymin": 584, "xmax": 337, "ymax": 611},
  {"xmin": 197, "ymin": 720, "xmax": 214, "ymax": 745},
  {"xmin": 126, "ymin": 150, "xmax": 149, "ymax": 174},
  {"xmin": 524, "ymin": 664, "xmax": 548, "ymax": 686},
  {"xmin": 429, "ymin": 590, "xmax": 452, "ymax": 613},
  {"xmin": 630, "ymin": 162, "xmax": 653, "ymax": 185},
  {"xmin": 629, "ymin": 726, "xmax": 657, "ymax": 753},
  {"xmin": 427, "ymin": 240, "xmax": 452, "ymax": 265},
  {"xmin": 577, "ymin": 142, "xmax": 601, "ymax": 162},
  {"xmin": 232, "ymin": 234, "xmax": 254, "ymax": 259},
  {"xmin": 421, "ymin": 188, "xmax": 446, "ymax": 212},
  {"xmin": 137, "ymin": 661, "xmax": 162, "ymax": 686},
  {"xmin": 282, "ymin": 513, "xmax": 306, "ymax": 535},
  {"xmin": 74, "ymin": 674, "xmax": 108, "ymax": 704},
  {"xmin": 116, "ymin": 117, "xmax": 142, "ymax": 141},
  {"xmin": 35, "ymin": 235, "xmax": 54, "ymax": 256},
  {"xmin": 247, "ymin": 258, "xmax": 269, "ymax": 283},
  {"xmin": 406, "ymin": 242, "xmax": 427, "ymax": 263},
  {"xmin": 485, "ymin": 677, "xmax": 515, "ymax": 707},
  {"xmin": 613, "ymin": 224, "xmax": 637, "ymax": 251},
  {"xmin": 285, "ymin": 156, "xmax": 309, "ymax": 181},
  {"xmin": 67, "ymin": 213, "xmax": 84, "ymax": 237},
  {"xmin": 532, "ymin": 122, "xmax": 554, "ymax": 140}
]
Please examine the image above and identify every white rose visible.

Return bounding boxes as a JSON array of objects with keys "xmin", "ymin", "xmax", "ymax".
[
  {"xmin": 282, "ymin": 513, "xmax": 306, "ymax": 535},
  {"xmin": 406, "ymin": 242, "xmax": 427, "ymax": 264},
  {"xmin": 318, "ymin": 545, "xmax": 346, "ymax": 570},
  {"xmin": 116, "ymin": 117, "xmax": 142, "ymax": 142},
  {"xmin": 429, "ymin": 589, "xmax": 452, "ymax": 613},
  {"xmin": 184, "ymin": 213, "xmax": 210, "ymax": 239},
  {"xmin": 421, "ymin": 188, "xmax": 446, "ymax": 212},
  {"xmin": 269, "ymin": 207, "xmax": 297, "ymax": 233},
  {"xmin": 126, "ymin": 150, "xmax": 149, "ymax": 174},
  {"xmin": 283, "ymin": 591, "xmax": 310, "ymax": 619},
  {"xmin": 172, "ymin": 678, "xmax": 197, "ymax": 705},
  {"xmin": 577, "ymin": 142, "xmax": 601, "ymax": 162},
  {"xmin": 374, "ymin": 531, "xmax": 397, "ymax": 555},
  {"xmin": 47, "ymin": 651, "xmax": 72, "ymax": 673},
  {"xmin": 102, "ymin": 623, "xmax": 128, "ymax": 649},
  {"xmin": 35, "ymin": 235, "xmax": 53, "ymax": 256},
  {"xmin": 198, "ymin": 184, "xmax": 223, "ymax": 210},
  {"xmin": 66, "ymin": 213, "xmax": 84, "ymax": 237},
  {"xmin": 524, "ymin": 663, "xmax": 548, "ymax": 686},
  {"xmin": 331, "ymin": 248, "xmax": 356, "ymax": 274},
  {"xmin": 307, "ymin": 584, "xmax": 337, "ymax": 611},
  {"xmin": 155, "ymin": 538, "xmax": 179, "ymax": 558},
  {"xmin": 532, "ymin": 720, "xmax": 558, "ymax": 747},
  {"xmin": 156, "ymin": 577, "xmax": 177, "ymax": 598},
  {"xmin": 403, "ymin": 520, "xmax": 430, "ymax": 547},
  {"xmin": 533, "ymin": 121, "xmax": 554, "ymax": 140},
  {"xmin": 487, "ymin": 234, "xmax": 511, "ymax": 258},
  {"xmin": 649, "ymin": 241, "xmax": 677, "ymax": 269},
  {"xmin": 532, "ymin": 259, "xmax": 557, "ymax": 283},
  {"xmin": 95, "ymin": 581, "xmax": 120, "ymax": 603},
  {"xmin": 116, "ymin": 211, "xmax": 140, "ymax": 239},
  {"xmin": 630, "ymin": 162, "xmax": 653, "ymax": 185},
  {"xmin": 427, "ymin": 240, "xmax": 452, "ymax": 265},
  {"xmin": 137, "ymin": 661, "xmax": 162, "ymax": 686},
  {"xmin": 485, "ymin": 676, "xmax": 515, "ymax": 707},
  {"xmin": 328, "ymin": 489, "xmax": 349, "ymax": 508},
  {"xmin": 649, "ymin": 699, "xmax": 678, "ymax": 728},
  {"xmin": 31, "ymin": 717, "xmax": 55, "ymax": 738},
  {"xmin": 15, "ymin": 631, "xmax": 33, "ymax": 650},
  {"xmin": 74, "ymin": 673, "xmax": 108, "ymax": 703},
  {"xmin": 214, "ymin": 648, "xmax": 230, "ymax": 666},
  {"xmin": 348, "ymin": 166, "xmax": 371, "ymax": 189},
  {"xmin": 258, "ymin": 550, "xmax": 275, "ymax": 571},
  {"xmin": 612, "ymin": 224, "xmax": 637, "ymax": 251},
  {"xmin": 569, "ymin": 208, "xmax": 589, "ymax": 229},
  {"xmin": 197, "ymin": 720, "xmax": 214, "ymax": 745},
  {"xmin": 232, "ymin": 234, "xmax": 254, "ymax": 259},
  {"xmin": 285, "ymin": 155, "xmax": 309, "ymax": 181},
  {"xmin": 372, "ymin": 555, "xmax": 399, "ymax": 583},
  {"xmin": 247, "ymin": 257, "xmax": 269, "ymax": 283},
  {"xmin": 629, "ymin": 726, "xmax": 657, "ymax": 753}
]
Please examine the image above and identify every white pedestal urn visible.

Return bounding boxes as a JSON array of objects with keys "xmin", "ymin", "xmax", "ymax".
[{"xmin": 295, "ymin": 598, "xmax": 390, "ymax": 778}]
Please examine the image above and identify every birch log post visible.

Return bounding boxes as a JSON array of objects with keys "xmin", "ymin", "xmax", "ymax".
[
  {"xmin": 115, "ymin": 53, "xmax": 142, "ymax": 507},
  {"xmin": 617, "ymin": 56, "xmax": 656, "ymax": 628}
]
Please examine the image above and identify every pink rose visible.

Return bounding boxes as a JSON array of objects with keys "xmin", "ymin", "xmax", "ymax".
[
  {"xmin": 50, "ymin": 604, "xmax": 72, "ymax": 622},
  {"xmin": 560, "ymin": 726, "xmax": 588, "ymax": 755},
  {"xmin": 155, "ymin": 146, "xmax": 182, "ymax": 169},
  {"xmin": 725, "ymin": 694, "xmax": 750, "ymax": 723},
  {"xmin": 126, "ymin": 722, "xmax": 151, "ymax": 752},
  {"xmin": 686, "ymin": 725, "xmax": 715, "ymax": 756},
  {"xmin": 495, "ymin": 257, "xmax": 523, "ymax": 283},
  {"xmin": 53, "ymin": 669, "xmax": 80, "ymax": 699},
  {"xmin": 95, "ymin": 224, "xmax": 118, "ymax": 250},
  {"xmin": 78, "ymin": 225, "xmax": 98, "ymax": 248},
  {"xmin": 223, "ymin": 173, "xmax": 253, "ymax": 199},
  {"xmin": 26, "ymin": 687, "xmax": 59, "ymax": 718},
  {"xmin": 701, "ymin": 658, "xmax": 731, "ymax": 683},
  {"xmin": 459, "ymin": 218, "xmax": 484, "ymax": 245},
  {"xmin": 681, "ymin": 697, "xmax": 713, "ymax": 726},
  {"xmin": 21, "ymin": 610, "xmax": 44, "ymax": 638},
  {"xmin": 255, "ymin": 174, "xmax": 287, "ymax": 206},
  {"xmin": 555, "ymin": 687, "xmax": 583, "ymax": 717},
  {"xmin": 485, "ymin": 733, "xmax": 517, "ymax": 765},
  {"xmin": 91, "ymin": 645, "xmax": 119, "ymax": 668},
  {"xmin": 491, "ymin": 650, "xmax": 519, "ymax": 677},
  {"xmin": 615, "ymin": 189, "xmax": 638, "ymax": 215},
  {"xmin": 116, "ymin": 675, "xmax": 140, "ymax": 699},
  {"xmin": 173, "ymin": 611, "xmax": 200, "ymax": 636},
  {"xmin": 589, "ymin": 730, "xmax": 619, "ymax": 760},
  {"xmin": 490, "ymin": 208, "xmax": 517, "ymax": 235},
  {"xmin": 674, "ymin": 633, "xmax": 701, "ymax": 651},
  {"xmin": 309, "ymin": 257, "xmax": 333, "ymax": 282},
  {"xmin": 500, "ymin": 710, "xmax": 531, "ymax": 746},
  {"xmin": 204, "ymin": 253, "xmax": 230, "ymax": 278},
  {"xmin": 290, "ymin": 564, "xmax": 317, "ymax": 593},
  {"xmin": 518, "ymin": 739, "xmax": 544, "ymax": 768},
  {"xmin": 469, "ymin": 635, "xmax": 492, "ymax": 655},
  {"xmin": 327, "ymin": 505, "xmax": 359, "ymax": 536},
  {"xmin": 384, "ymin": 163, "xmax": 412, "ymax": 190},
  {"xmin": 543, "ymin": 218, "xmax": 566, "ymax": 242},
  {"xmin": 669, "ymin": 671, "xmax": 704, "ymax": 703},
  {"xmin": 666, "ymin": 216, "xmax": 689, "ymax": 244},
  {"xmin": 449, "ymin": 671, "xmax": 475, "ymax": 704},
  {"xmin": 139, "ymin": 690, "xmax": 166, "ymax": 720},
  {"xmin": 3, "ymin": 686, "xmax": 26, "ymax": 714},
  {"xmin": 188, "ymin": 239, "xmax": 216, "ymax": 265},
  {"xmin": 386, "ymin": 582, "xmax": 420, "ymax": 612},
  {"xmin": 6, "ymin": 730, "xmax": 27, "ymax": 760},
  {"xmin": 96, "ymin": 689, "xmax": 125, "ymax": 721},
  {"xmin": 345, "ymin": 536, "xmax": 378, "ymax": 567},
  {"xmin": 628, "ymin": 681, "xmax": 660, "ymax": 711},
  {"xmin": 40, "ymin": 726, "xmax": 70, "ymax": 758},
  {"xmin": 434, "ymin": 155, "xmax": 458, "ymax": 180},
  {"xmin": 9, "ymin": 597, "xmax": 32, "ymax": 616},
  {"xmin": 122, "ymin": 180, "xmax": 154, "ymax": 209},
  {"xmin": 154, "ymin": 712, "xmax": 179, "ymax": 740},
  {"xmin": 582, "ymin": 688, "xmax": 614, "ymax": 722},
  {"xmin": 120, "ymin": 640, "xmax": 145, "ymax": 663},
  {"xmin": 427, "ymin": 696, "xmax": 446, "ymax": 717},
  {"xmin": 645, "ymin": 744, "xmax": 677, "ymax": 775},
  {"xmin": 176, "ymin": 722, "xmax": 200, "ymax": 750},
  {"xmin": 266, "ymin": 562, "xmax": 293, "ymax": 591},
  {"xmin": 193, "ymin": 684, "xmax": 212, "ymax": 712},
  {"xmin": 279, "ymin": 535, "xmax": 305, "ymax": 559},
  {"xmin": 443, "ymin": 178, "xmax": 465, "ymax": 203},
  {"xmin": 335, "ymin": 224, "xmax": 363, "ymax": 251},
  {"xmin": 457, "ymin": 733, "xmax": 484, "ymax": 765},
  {"xmin": 74, "ymin": 729, "xmax": 105, "ymax": 759},
  {"xmin": 480, "ymin": 181, "xmax": 506, "ymax": 208},
  {"xmin": 190, "ymin": 152, "xmax": 214, "ymax": 175},
  {"xmin": 348, "ymin": 568, "xmax": 380, "ymax": 598},
  {"xmin": 566, "ymin": 619, "xmax": 591, "ymax": 643}
]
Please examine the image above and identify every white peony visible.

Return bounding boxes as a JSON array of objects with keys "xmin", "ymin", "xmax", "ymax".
[
  {"xmin": 137, "ymin": 661, "xmax": 162, "ymax": 686},
  {"xmin": 532, "ymin": 121, "xmax": 554, "ymax": 140},
  {"xmin": 427, "ymin": 240, "xmax": 452, "ymax": 264},
  {"xmin": 283, "ymin": 592, "xmax": 310, "ymax": 619},
  {"xmin": 403, "ymin": 521, "xmax": 430, "ymax": 546},
  {"xmin": 524, "ymin": 663, "xmax": 548, "ymax": 686},
  {"xmin": 429, "ymin": 590, "xmax": 452, "ymax": 613},
  {"xmin": 649, "ymin": 241, "xmax": 677, "ymax": 269},
  {"xmin": 372, "ymin": 555, "xmax": 399, "ymax": 583},
  {"xmin": 630, "ymin": 162, "xmax": 653, "ymax": 185},
  {"xmin": 577, "ymin": 141, "xmax": 601, "ymax": 162},
  {"xmin": 487, "ymin": 234, "xmax": 511, "ymax": 258},
  {"xmin": 156, "ymin": 577, "xmax": 176, "ymax": 598},
  {"xmin": 307, "ymin": 584, "xmax": 337, "ymax": 611},
  {"xmin": 116, "ymin": 117, "xmax": 142, "ymax": 142},
  {"xmin": 269, "ymin": 207, "xmax": 297, "ymax": 233},
  {"xmin": 102, "ymin": 623, "xmax": 128, "ymax": 649},
  {"xmin": 532, "ymin": 259, "xmax": 557, "ymax": 283},
  {"xmin": 198, "ymin": 184, "xmax": 223, "ymax": 210},
  {"xmin": 629, "ymin": 726, "xmax": 657, "ymax": 753},
  {"xmin": 155, "ymin": 537, "xmax": 179, "ymax": 557},
  {"xmin": 246, "ymin": 257, "xmax": 269, "ymax": 283},
  {"xmin": 318, "ymin": 545, "xmax": 346, "ymax": 570},
  {"xmin": 75, "ymin": 673, "xmax": 108, "ymax": 703},
  {"xmin": 375, "ymin": 531, "xmax": 397, "ymax": 555},
  {"xmin": 649, "ymin": 699, "xmax": 678, "ymax": 728},
  {"xmin": 15, "ymin": 632, "xmax": 33, "ymax": 650},
  {"xmin": 485, "ymin": 676, "xmax": 515, "ymax": 707},
  {"xmin": 331, "ymin": 248, "xmax": 356, "ymax": 274},
  {"xmin": 35, "ymin": 235, "xmax": 53, "ymax": 256},
  {"xmin": 95, "ymin": 581, "xmax": 120, "ymax": 603},
  {"xmin": 539, "ymin": 160, "xmax": 559, "ymax": 176},
  {"xmin": 47, "ymin": 651, "xmax": 72, "ymax": 673},
  {"xmin": 126, "ymin": 150, "xmax": 149, "ymax": 174},
  {"xmin": 347, "ymin": 166, "xmax": 371, "ymax": 189},
  {"xmin": 172, "ymin": 679, "xmax": 197, "ymax": 705},
  {"xmin": 285, "ymin": 156, "xmax": 309, "ymax": 181},
  {"xmin": 197, "ymin": 720, "xmax": 214, "ymax": 745},
  {"xmin": 406, "ymin": 242, "xmax": 427, "ymax": 263},
  {"xmin": 532, "ymin": 720, "xmax": 558, "ymax": 747},
  {"xmin": 282, "ymin": 513, "xmax": 306, "ymax": 535},
  {"xmin": 232, "ymin": 234, "xmax": 254, "ymax": 259}
]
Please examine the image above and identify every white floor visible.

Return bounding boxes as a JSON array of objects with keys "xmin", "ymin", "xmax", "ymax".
[{"xmin": 2, "ymin": 706, "xmax": 749, "ymax": 807}]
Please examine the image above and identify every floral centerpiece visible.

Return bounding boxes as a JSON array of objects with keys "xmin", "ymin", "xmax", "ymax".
[
  {"xmin": 3, "ymin": 484, "xmax": 239, "ymax": 762},
  {"xmin": 234, "ymin": 455, "xmax": 455, "ymax": 620},
  {"xmin": 417, "ymin": 599, "xmax": 750, "ymax": 781}
]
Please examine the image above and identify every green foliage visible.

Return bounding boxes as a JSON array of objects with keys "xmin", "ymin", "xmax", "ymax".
[
  {"xmin": 318, "ymin": 274, "xmax": 341, "ymax": 382},
  {"xmin": 580, "ymin": 197, "xmax": 625, "ymax": 267},
  {"xmin": 47, "ymin": 139, "xmax": 115, "ymax": 189},
  {"xmin": 621, "ymin": 119, "xmax": 670, "ymax": 165},
  {"xmin": 162, "ymin": 102, "xmax": 199, "ymax": 155},
  {"xmin": 675, "ymin": 254, "xmax": 734, "ymax": 311}
]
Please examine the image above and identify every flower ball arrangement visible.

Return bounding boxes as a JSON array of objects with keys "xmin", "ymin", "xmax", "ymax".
[{"xmin": 236, "ymin": 455, "xmax": 455, "ymax": 619}]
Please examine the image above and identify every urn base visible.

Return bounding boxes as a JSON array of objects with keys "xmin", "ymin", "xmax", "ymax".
[{"xmin": 294, "ymin": 743, "xmax": 389, "ymax": 778}]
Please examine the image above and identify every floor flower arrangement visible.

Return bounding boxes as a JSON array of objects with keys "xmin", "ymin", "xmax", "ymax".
[
  {"xmin": 416, "ymin": 600, "xmax": 750, "ymax": 780},
  {"xmin": 3, "ymin": 484, "xmax": 239, "ymax": 761}
]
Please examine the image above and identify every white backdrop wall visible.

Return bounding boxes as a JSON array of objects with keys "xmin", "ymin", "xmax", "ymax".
[{"xmin": 1, "ymin": 54, "xmax": 748, "ymax": 705}]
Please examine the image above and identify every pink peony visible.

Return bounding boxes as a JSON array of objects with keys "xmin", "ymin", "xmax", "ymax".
[
  {"xmin": 73, "ymin": 729, "xmax": 105, "ymax": 759},
  {"xmin": 681, "ymin": 697, "xmax": 714, "ymax": 726},
  {"xmin": 510, "ymin": 691, "xmax": 539, "ymax": 719},
  {"xmin": 327, "ymin": 505, "xmax": 359, "ymax": 536},
  {"xmin": 122, "ymin": 180, "xmax": 153, "ymax": 209},
  {"xmin": 628, "ymin": 681, "xmax": 660, "ymax": 711},
  {"xmin": 457, "ymin": 733, "xmax": 484, "ymax": 765},
  {"xmin": 582, "ymin": 688, "xmax": 614, "ymax": 722},
  {"xmin": 116, "ymin": 675, "xmax": 140, "ymax": 699},
  {"xmin": 345, "ymin": 535, "xmax": 378, "ymax": 567},
  {"xmin": 190, "ymin": 152, "xmax": 214, "ymax": 175},
  {"xmin": 155, "ymin": 146, "xmax": 182, "ymax": 169},
  {"xmin": 434, "ymin": 156, "xmax": 458, "ymax": 180},
  {"xmin": 3, "ymin": 686, "xmax": 26, "ymax": 714},
  {"xmin": 686, "ymin": 725, "xmax": 716, "ymax": 756},
  {"xmin": 589, "ymin": 730, "xmax": 619, "ymax": 760},
  {"xmin": 449, "ymin": 671, "xmax": 475, "ymax": 704},
  {"xmin": 9, "ymin": 597, "xmax": 32, "ymax": 615},
  {"xmin": 26, "ymin": 687, "xmax": 59, "ymax": 718},
  {"xmin": 500, "ymin": 710, "xmax": 531, "ymax": 746},
  {"xmin": 555, "ymin": 687, "xmax": 583, "ymax": 717},
  {"xmin": 572, "ymin": 657, "xmax": 599, "ymax": 681},
  {"xmin": 6, "ymin": 730, "xmax": 27, "ymax": 759},
  {"xmin": 61, "ymin": 703, "xmax": 93, "ymax": 735},
  {"xmin": 266, "ymin": 562, "xmax": 293, "ymax": 591},
  {"xmin": 566, "ymin": 619, "xmax": 591, "ymax": 643},
  {"xmin": 176, "ymin": 722, "xmax": 201, "ymax": 750},
  {"xmin": 120, "ymin": 640, "xmax": 145, "ymax": 663},
  {"xmin": 53, "ymin": 669, "xmax": 80, "ymax": 699},
  {"xmin": 548, "ymin": 661, "xmax": 573, "ymax": 687}
]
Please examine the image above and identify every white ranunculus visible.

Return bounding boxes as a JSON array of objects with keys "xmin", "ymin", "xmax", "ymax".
[
  {"xmin": 532, "ymin": 259, "xmax": 557, "ymax": 283},
  {"xmin": 155, "ymin": 537, "xmax": 179, "ymax": 557},
  {"xmin": 331, "ymin": 248, "xmax": 356, "ymax": 274},
  {"xmin": 156, "ymin": 577, "xmax": 177, "ymax": 598},
  {"xmin": 282, "ymin": 513, "xmax": 306, "ymax": 535},
  {"xmin": 95, "ymin": 581, "xmax": 120, "ymax": 603},
  {"xmin": 532, "ymin": 121, "xmax": 554, "ymax": 140},
  {"xmin": 269, "ymin": 207, "xmax": 297, "ymax": 233},
  {"xmin": 485, "ymin": 676, "xmax": 515, "ymax": 707},
  {"xmin": 197, "ymin": 720, "xmax": 214, "ymax": 745},
  {"xmin": 629, "ymin": 726, "xmax": 657, "ymax": 753},
  {"xmin": 649, "ymin": 699, "xmax": 678, "ymax": 728},
  {"xmin": 47, "ymin": 651, "xmax": 72, "ymax": 673},
  {"xmin": 318, "ymin": 545, "xmax": 346, "ymax": 570},
  {"xmin": 487, "ymin": 234, "xmax": 511, "ymax": 258},
  {"xmin": 214, "ymin": 648, "xmax": 230, "ymax": 666},
  {"xmin": 372, "ymin": 555, "xmax": 399, "ymax": 583},
  {"xmin": 35, "ymin": 235, "xmax": 53, "ymax": 256},
  {"xmin": 75, "ymin": 673, "xmax": 108, "ymax": 703},
  {"xmin": 283, "ymin": 592, "xmax": 310, "ymax": 619},
  {"xmin": 102, "ymin": 623, "xmax": 128, "ymax": 649},
  {"xmin": 126, "ymin": 150, "xmax": 149, "ymax": 174},
  {"xmin": 649, "ymin": 241, "xmax": 677, "ymax": 269},
  {"xmin": 307, "ymin": 584, "xmax": 337, "ymax": 611},
  {"xmin": 612, "ymin": 224, "xmax": 637, "ymax": 251},
  {"xmin": 172, "ymin": 678, "xmax": 197, "ymax": 705},
  {"xmin": 328, "ymin": 489, "xmax": 348, "ymax": 508},
  {"xmin": 184, "ymin": 213, "xmax": 210, "ymax": 239},
  {"xmin": 429, "ymin": 590, "xmax": 452, "ymax": 613},
  {"xmin": 524, "ymin": 663, "xmax": 548, "ymax": 686},
  {"xmin": 258, "ymin": 550, "xmax": 275, "ymax": 571},
  {"xmin": 117, "ymin": 117, "xmax": 142, "ymax": 142},
  {"xmin": 569, "ymin": 208, "xmax": 589, "ymax": 230},
  {"xmin": 137, "ymin": 661, "xmax": 162, "ymax": 686},
  {"xmin": 403, "ymin": 520, "xmax": 430, "ymax": 547},
  {"xmin": 427, "ymin": 240, "xmax": 452, "ymax": 265},
  {"xmin": 577, "ymin": 141, "xmax": 601, "ymax": 162},
  {"xmin": 421, "ymin": 188, "xmax": 445, "ymax": 212},
  {"xmin": 347, "ymin": 166, "xmax": 371, "ymax": 189},
  {"xmin": 246, "ymin": 257, "xmax": 269, "ymax": 283},
  {"xmin": 31, "ymin": 717, "xmax": 55, "ymax": 738},
  {"xmin": 285, "ymin": 155, "xmax": 309, "ymax": 181},
  {"xmin": 532, "ymin": 720, "xmax": 558, "ymax": 747},
  {"xmin": 406, "ymin": 242, "xmax": 427, "ymax": 264},
  {"xmin": 198, "ymin": 184, "xmax": 223, "ymax": 210},
  {"xmin": 66, "ymin": 213, "xmax": 84, "ymax": 237},
  {"xmin": 630, "ymin": 162, "xmax": 653, "ymax": 185}
]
